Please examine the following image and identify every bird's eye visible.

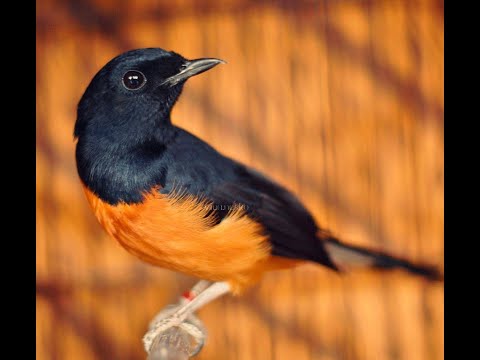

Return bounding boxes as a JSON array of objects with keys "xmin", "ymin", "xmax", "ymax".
[{"xmin": 122, "ymin": 70, "xmax": 146, "ymax": 90}]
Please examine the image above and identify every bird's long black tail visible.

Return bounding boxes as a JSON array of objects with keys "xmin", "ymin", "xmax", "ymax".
[{"xmin": 322, "ymin": 237, "xmax": 443, "ymax": 281}]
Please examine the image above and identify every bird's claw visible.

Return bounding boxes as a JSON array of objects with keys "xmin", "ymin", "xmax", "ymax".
[{"xmin": 143, "ymin": 304, "xmax": 206, "ymax": 356}]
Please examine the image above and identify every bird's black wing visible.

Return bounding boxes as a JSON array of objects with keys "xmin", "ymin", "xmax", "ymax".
[
  {"xmin": 204, "ymin": 165, "xmax": 338, "ymax": 270},
  {"xmin": 160, "ymin": 128, "xmax": 337, "ymax": 269}
]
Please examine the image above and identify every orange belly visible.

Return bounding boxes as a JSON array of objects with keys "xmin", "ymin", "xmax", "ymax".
[{"xmin": 83, "ymin": 186, "xmax": 301, "ymax": 293}]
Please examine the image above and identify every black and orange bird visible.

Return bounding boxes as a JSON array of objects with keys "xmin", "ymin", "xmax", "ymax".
[{"xmin": 74, "ymin": 48, "xmax": 441, "ymax": 353}]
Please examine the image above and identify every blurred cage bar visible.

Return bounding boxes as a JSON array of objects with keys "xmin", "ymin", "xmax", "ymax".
[{"xmin": 36, "ymin": 0, "xmax": 444, "ymax": 359}]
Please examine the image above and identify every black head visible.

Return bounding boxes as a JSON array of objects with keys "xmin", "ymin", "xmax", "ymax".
[
  {"xmin": 74, "ymin": 48, "xmax": 224, "ymax": 140},
  {"xmin": 74, "ymin": 48, "xmax": 224, "ymax": 204}
]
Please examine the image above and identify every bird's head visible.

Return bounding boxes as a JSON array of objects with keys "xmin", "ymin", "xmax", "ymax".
[{"xmin": 74, "ymin": 48, "xmax": 224, "ymax": 140}]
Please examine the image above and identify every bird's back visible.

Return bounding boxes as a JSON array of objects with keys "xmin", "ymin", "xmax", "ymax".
[{"xmin": 159, "ymin": 127, "xmax": 339, "ymax": 269}]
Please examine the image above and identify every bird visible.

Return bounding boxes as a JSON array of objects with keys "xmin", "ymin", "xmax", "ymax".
[{"xmin": 74, "ymin": 48, "xmax": 442, "ymax": 354}]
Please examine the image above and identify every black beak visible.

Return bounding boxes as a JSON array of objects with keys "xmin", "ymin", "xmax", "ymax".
[{"xmin": 162, "ymin": 58, "xmax": 226, "ymax": 87}]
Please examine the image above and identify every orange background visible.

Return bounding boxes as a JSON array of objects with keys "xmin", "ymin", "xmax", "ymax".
[{"xmin": 36, "ymin": 0, "xmax": 444, "ymax": 359}]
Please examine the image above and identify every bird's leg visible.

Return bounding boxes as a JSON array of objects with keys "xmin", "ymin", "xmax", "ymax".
[
  {"xmin": 181, "ymin": 280, "xmax": 213, "ymax": 303},
  {"xmin": 143, "ymin": 281, "xmax": 231, "ymax": 353},
  {"xmin": 146, "ymin": 279, "xmax": 212, "ymax": 331}
]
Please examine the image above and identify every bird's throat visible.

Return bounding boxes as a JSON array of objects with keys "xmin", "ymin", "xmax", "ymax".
[{"xmin": 76, "ymin": 125, "xmax": 176, "ymax": 205}]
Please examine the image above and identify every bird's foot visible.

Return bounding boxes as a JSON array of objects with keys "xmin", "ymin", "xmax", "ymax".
[
  {"xmin": 143, "ymin": 281, "xmax": 229, "ymax": 356},
  {"xmin": 143, "ymin": 304, "xmax": 206, "ymax": 356}
]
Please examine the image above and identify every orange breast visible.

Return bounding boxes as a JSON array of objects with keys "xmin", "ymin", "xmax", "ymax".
[{"xmin": 83, "ymin": 186, "xmax": 300, "ymax": 293}]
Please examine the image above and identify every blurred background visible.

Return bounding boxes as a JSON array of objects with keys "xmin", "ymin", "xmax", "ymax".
[{"xmin": 36, "ymin": 0, "xmax": 444, "ymax": 359}]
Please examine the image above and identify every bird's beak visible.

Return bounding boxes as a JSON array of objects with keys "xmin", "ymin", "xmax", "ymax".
[{"xmin": 162, "ymin": 58, "xmax": 226, "ymax": 87}]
